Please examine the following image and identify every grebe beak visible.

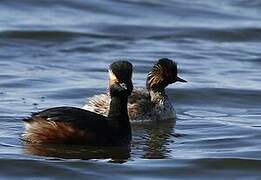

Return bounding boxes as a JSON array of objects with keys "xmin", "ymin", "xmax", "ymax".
[{"xmin": 177, "ymin": 76, "xmax": 187, "ymax": 83}]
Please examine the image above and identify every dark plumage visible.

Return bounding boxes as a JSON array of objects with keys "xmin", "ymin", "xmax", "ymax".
[{"xmin": 22, "ymin": 61, "xmax": 133, "ymax": 146}]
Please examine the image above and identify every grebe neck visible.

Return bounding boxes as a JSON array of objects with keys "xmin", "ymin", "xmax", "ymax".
[
  {"xmin": 107, "ymin": 95, "xmax": 131, "ymax": 142},
  {"xmin": 149, "ymin": 90, "xmax": 172, "ymax": 108},
  {"xmin": 150, "ymin": 90, "xmax": 166, "ymax": 102}
]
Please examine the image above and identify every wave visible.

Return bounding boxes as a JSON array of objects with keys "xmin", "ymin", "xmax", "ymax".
[
  {"xmin": 0, "ymin": 30, "xmax": 87, "ymax": 41},
  {"xmin": 168, "ymin": 87, "xmax": 261, "ymax": 108},
  {"xmin": 1, "ymin": 26, "xmax": 261, "ymax": 42},
  {"xmin": 147, "ymin": 27, "xmax": 261, "ymax": 42},
  {"xmin": 0, "ymin": 157, "xmax": 260, "ymax": 179}
]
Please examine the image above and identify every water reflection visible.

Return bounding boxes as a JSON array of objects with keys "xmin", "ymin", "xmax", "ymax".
[
  {"xmin": 23, "ymin": 144, "xmax": 130, "ymax": 163},
  {"xmin": 132, "ymin": 119, "xmax": 175, "ymax": 159}
]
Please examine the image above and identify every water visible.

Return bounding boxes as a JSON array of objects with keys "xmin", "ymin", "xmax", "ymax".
[{"xmin": 1, "ymin": 0, "xmax": 261, "ymax": 179}]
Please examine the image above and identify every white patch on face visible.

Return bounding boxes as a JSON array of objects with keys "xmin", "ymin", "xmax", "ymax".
[
  {"xmin": 108, "ymin": 69, "xmax": 119, "ymax": 92},
  {"xmin": 109, "ymin": 70, "xmax": 118, "ymax": 82}
]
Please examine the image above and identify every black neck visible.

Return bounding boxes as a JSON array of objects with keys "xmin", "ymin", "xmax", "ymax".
[{"xmin": 107, "ymin": 95, "xmax": 131, "ymax": 143}]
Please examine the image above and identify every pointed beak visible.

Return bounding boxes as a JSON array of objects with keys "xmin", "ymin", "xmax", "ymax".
[{"xmin": 176, "ymin": 76, "xmax": 187, "ymax": 83}]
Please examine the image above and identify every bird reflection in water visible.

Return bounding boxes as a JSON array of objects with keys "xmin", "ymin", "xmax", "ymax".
[
  {"xmin": 23, "ymin": 144, "xmax": 130, "ymax": 163},
  {"xmin": 132, "ymin": 119, "xmax": 176, "ymax": 159}
]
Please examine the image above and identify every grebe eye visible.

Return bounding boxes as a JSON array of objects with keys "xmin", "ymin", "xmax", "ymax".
[
  {"xmin": 119, "ymin": 83, "xmax": 127, "ymax": 90},
  {"xmin": 110, "ymin": 83, "xmax": 130, "ymax": 96}
]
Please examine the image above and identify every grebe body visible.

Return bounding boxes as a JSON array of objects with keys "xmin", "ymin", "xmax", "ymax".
[{"xmin": 22, "ymin": 61, "xmax": 133, "ymax": 146}]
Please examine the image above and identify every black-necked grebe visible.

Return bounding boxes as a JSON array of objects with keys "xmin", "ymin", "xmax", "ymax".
[
  {"xmin": 83, "ymin": 58, "xmax": 186, "ymax": 122},
  {"xmin": 22, "ymin": 61, "xmax": 133, "ymax": 146}
]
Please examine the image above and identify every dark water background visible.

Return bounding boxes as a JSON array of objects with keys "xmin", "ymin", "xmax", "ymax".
[{"xmin": 1, "ymin": 0, "xmax": 261, "ymax": 179}]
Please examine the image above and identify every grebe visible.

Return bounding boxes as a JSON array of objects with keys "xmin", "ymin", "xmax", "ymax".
[
  {"xmin": 22, "ymin": 61, "xmax": 133, "ymax": 146},
  {"xmin": 83, "ymin": 58, "xmax": 186, "ymax": 122}
]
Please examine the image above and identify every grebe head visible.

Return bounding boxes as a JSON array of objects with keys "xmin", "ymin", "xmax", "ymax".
[
  {"xmin": 109, "ymin": 61, "xmax": 133, "ymax": 96},
  {"xmin": 146, "ymin": 58, "xmax": 186, "ymax": 92}
]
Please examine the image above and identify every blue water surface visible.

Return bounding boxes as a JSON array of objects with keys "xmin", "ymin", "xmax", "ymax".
[{"xmin": 0, "ymin": 0, "xmax": 261, "ymax": 179}]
